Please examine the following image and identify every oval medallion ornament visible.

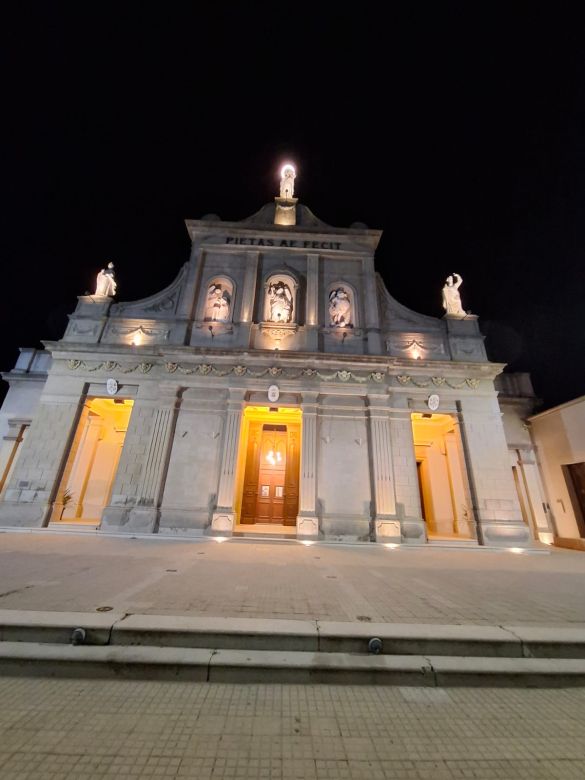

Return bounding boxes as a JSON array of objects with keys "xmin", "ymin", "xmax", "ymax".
[
  {"xmin": 268, "ymin": 384, "xmax": 280, "ymax": 403},
  {"xmin": 427, "ymin": 393, "xmax": 440, "ymax": 412},
  {"xmin": 106, "ymin": 378, "xmax": 119, "ymax": 396}
]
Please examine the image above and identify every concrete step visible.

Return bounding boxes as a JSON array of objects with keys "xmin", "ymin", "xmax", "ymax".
[
  {"xmin": 2, "ymin": 641, "xmax": 585, "ymax": 686},
  {"xmin": 2, "ymin": 610, "xmax": 585, "ymax": 660}
]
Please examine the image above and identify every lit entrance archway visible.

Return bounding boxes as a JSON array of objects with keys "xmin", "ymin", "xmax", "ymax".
[
  {"xmin": 235, "ymin": 406, "xmax": 301, "ymax": 529},
  {"xmin": 411, "ymin": 412, "xmax": 475, "ymax": 541},
  {"xmin": 51, "ymin": 398, "xmax": 134, "ymax": 525}
]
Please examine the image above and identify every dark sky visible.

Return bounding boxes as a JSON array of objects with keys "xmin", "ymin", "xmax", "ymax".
[{"xmin": 2, "ymin": 5, "xmax": 584, "ymax": 409}]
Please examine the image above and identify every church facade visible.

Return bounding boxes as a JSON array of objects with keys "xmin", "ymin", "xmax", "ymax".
[{"xmin": 0, "ymin": 171, "xmax": 554, "ymax": 546}]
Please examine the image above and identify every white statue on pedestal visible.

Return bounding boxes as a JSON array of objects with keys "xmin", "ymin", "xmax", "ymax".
[
  {"xmin": 95, "ymin": 262, "xmax": 117, "ymax": 297},
  {"xmin": 268, "ymin": 281, "xmax": 293, "ymax": 322},
  {"xmin": 204, "ymin": 283, "xmax": 231, "ymax": 321},
  {"xmin": 279, "ymin": 164, "xmax": 296, "ymax": 200},
  {"xmin": 442, "ymin": 273, "xmax": 465, "ymax": 317},
  {"xmin": 329, "ymin": 288, "xmax": 352, "ymax": 327}
]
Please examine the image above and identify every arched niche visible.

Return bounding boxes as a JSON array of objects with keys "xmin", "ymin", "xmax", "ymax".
[
  {"xmin": 327, "ymin": 281, "xmax": 357, "ymax": 328},
  {"xmin": 263, "ymin": 273, "xmax": 299, "ymax": 324},
  {"xmin": 202, "ymin": 276, "xmax": 235, "ymax": 322}
]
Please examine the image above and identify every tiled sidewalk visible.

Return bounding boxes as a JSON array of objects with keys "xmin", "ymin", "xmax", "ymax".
[
  {"xmin": 0, "ymin": 676, "xmax": 584, "ymax": 778},
  {"xmin": 0, "ymin": 531, "xmax": 584, "ymax": 626}
]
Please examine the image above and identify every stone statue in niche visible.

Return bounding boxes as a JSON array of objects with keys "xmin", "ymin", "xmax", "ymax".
[
  {"xmin": 95, "ymin": 262, "xmax": 117, "ymax": 297},
  {"xmin": 329, "ymin": 288, "xmax": 353, "ymax": 327},
  {"xmin": 267, "ymin": 281, "xmax": 293, "ymax": 323},
  {"xmin": 279, "ymin": 164, "xmax": 296, "ymax": 200},
  {"xmin": 442, "ymin": 273, "xmax": 466, "ymax": 317},
  {"xmin": 204, "ymin": 283, "xmax": 231, "ymax": 321}
]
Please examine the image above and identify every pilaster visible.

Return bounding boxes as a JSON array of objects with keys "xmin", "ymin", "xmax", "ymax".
[
  {"xmin": 362, "ymin": 256, "xmax": 383, "ymax": 354},
  {"xmin": 102, "ymin": 384, "xmax": 180, "ymax": 533},
  {"xmin": 211, "ymin": 389, "xmax": 247, "ymax": 535},
  {"xmin": 389, "ymin": 393, "xmax": 426, "ymax": 544},
  {"xmin": 367, "ymin": 394, "xmax": 400, "ymax": 543},
  {"xmin": 457, "ymin": 396, "xmax": 531, "ymax": 546},
  {"xmin": 297, "ymin": 392, "xmax": 319, "ymax": 538},
  {"xmin": 305, "ymin": 253, "xmax": 319, "ymax": 351}
]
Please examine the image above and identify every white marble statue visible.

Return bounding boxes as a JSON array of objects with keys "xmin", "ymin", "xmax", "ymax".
[
  {"xmin": 95, "ymin": 262, "xmax": 117, "ymax": 297},
  {"xmin": 329, "ymin": 288, "xmax": 352, "ymax": 327},
  {"xmin": 279, "ymin": 164, "xmax": 296, "ymax": 200},
  {"xmin": 204, "ymin": 283, "xmax": 231, "ymax": 321},
  {"xmin": 442, "ymin": 273, "xmax": 465, "ymax": 317},
  {"xmin": 268, "ymin": 281, "xmax": 293, "ymax": 322}
]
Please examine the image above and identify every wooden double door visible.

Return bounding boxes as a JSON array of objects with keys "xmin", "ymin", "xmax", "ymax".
[{"xmin": 240, "ymin": 421, "xmax": 300, "ymax": 525}]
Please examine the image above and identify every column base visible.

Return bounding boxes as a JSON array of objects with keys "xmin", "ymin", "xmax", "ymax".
[
  {"xmin": 478, "ymin": 521, "xmax": 532, "ymax": 547},
  {"xmin": 374, "ymin": 517, "xmax": 401, "ymax": 544},
  {"xmin": 296, "ymin": 515, "xmax": 319, "ymax": 538},
  {"xmin": 101, "ymin": 505, "xmax": 158, "ymax": 534},
  {"xmin": 211, "ymin": 511, "xmax": 235, "ymax": 536},
  {"xmin": 0, "ymin": 501, "xmax": 50, "ymax": 528}
]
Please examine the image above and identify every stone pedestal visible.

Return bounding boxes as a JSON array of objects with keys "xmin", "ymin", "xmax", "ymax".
[{"xmin": 274, "ymin": 197, "xmax": 298, "ymax": 226}]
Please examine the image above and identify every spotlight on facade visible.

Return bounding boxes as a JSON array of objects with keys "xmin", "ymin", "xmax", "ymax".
[
  {"xmin": 300, "ymin": 540, "xmax": 315, "ymax": 546},
  {"xmin": 384, "ymin": 543, "xmax": 399, "ymax": 549},
  {"xmin": 508, "ymin": 547, "xmax": 524, "ymax": 554},
  {"xmin": 212, "ymin": 536, "xmax": 228, "ymax": 543}
]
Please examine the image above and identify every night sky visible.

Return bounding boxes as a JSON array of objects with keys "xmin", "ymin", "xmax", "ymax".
[{"xmin": 2, "ymin": 5, "xmax": 584, "ymax": 409}]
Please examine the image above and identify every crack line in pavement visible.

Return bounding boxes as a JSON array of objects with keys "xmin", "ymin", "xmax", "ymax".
[
  {"xmin": 315, "ymin": 619, "xmax": 321, "ymax": 652},
  {"xmin": 0, "ymin": 585, "xmax": 34, "ymax": 599},
  {"xmin": 206, "ymin": 650, "xmax": 217, "ymax": 682},
  {"xmin": 107, "ymin": 612, "xmax": 132, "ymax": 646},
  {"xmin": 422, "ymin": 655, "xmax": 438, "ymax": 686},
  {"xmin": 499, "ymin": 624, "xmax": 528, "ymax": 657}
]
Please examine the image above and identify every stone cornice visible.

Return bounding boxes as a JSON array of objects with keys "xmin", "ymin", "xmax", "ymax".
[{"xmin": 42, "ymin": 340, "xmax": 505, "ymax": 376}]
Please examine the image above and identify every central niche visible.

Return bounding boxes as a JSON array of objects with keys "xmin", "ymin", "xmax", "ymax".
[{"xmin": 263, "ymin": 273, "xmax": 298, "ymax": 324}]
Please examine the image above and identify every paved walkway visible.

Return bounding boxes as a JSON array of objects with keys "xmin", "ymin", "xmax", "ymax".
[
  {"xmin": 1, "ymin": 531, "xmax": 584, "ymax": 626},
  {"xmin": 0, "ymin": 676, "xmax": 584, "ymax": 778}
]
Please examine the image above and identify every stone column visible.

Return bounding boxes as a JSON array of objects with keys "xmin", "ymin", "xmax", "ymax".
[
  {"xmin": 211, "ymin": 389, "xmax": 246, "ymax": 535},
  {"xmin": 367, "ymin": 394, "xmax": 400, "ymax": 542},
  {"xmin": 102, "ymin": 384, "xmax": 180, "ymax": 534},
  {"xmin": 296, "ymin": 392, "xmax": 319, "ymax": 538},
  {"xmin": 362, "ymin": 256, "xmax": 383, "ymax": 354},
  {"xmin": 389, "ymin": 393, "xmax": 425, "ymax": 544},
  {"xmin": 457, "ymin": 395, "xmax": 530, "ymax": 547}
]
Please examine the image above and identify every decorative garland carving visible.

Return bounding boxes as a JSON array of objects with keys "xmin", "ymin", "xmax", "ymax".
[
  {"xmin": 67, "ymin": 360, "xmax": 153, "ymax": 374},
  {"xmin": 396, "ymin": 374, "xmax": 480, "ymax": 389},
  {"xmin": 164, "ymin": 363, "xmax": 386, "ymax": 383},
  {"xmin": 64, "ymin": 359, "xmax": 480, "ymax": 389}
]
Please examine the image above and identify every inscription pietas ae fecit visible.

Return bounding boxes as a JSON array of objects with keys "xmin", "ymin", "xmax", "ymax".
[{"xmin": 225, "ymin": 236, "xmax": 342, "ymax": 250}]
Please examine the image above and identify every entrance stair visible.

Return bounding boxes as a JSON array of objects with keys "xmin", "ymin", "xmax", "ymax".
[{"xmin": 1, "ymin": 610, "xmax": 585, "ymax": 686}]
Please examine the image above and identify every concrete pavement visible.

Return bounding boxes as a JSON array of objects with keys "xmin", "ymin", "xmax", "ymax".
[
  {"xmin": 0, "ymin": 531, "xmax": 583, "ymax": 626},
  {"xmin": 1, "ymin": 676, "xmax": 584, "ymax": 778}
]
